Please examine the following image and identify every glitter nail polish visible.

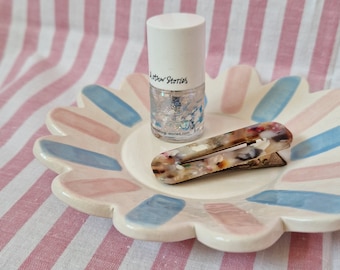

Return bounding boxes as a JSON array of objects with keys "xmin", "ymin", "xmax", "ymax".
[{"xmin": 147, "ymin": 13, "xmax": 206, "ymax": 143}]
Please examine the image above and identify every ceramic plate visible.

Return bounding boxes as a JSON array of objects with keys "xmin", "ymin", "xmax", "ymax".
[{"xmin": 33, "ymin": 65, "xmax": 340, "ymax": 252}]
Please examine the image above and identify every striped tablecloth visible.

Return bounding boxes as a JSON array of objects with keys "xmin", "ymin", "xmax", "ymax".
[{"xmin": 1, "ymin": 1, "xmax": 339, "ymax": 269}]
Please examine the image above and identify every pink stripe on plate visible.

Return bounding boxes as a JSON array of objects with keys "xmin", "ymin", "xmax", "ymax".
[
  {"xmin": 285, "ymin": 89, "xmax": 340, "ymax": 135},
  {"xmin": 205, "ymin": 203, "xmax": 263, "ymax": 234},
  {"xmin": 63, "ymin": 178, "xmax": 140, "ymax": 198},
  {"xmin": 282, "ymin": 162, "xmax": 340, "ymax": 182},
  {"xmin": 126, "ymin": 74, "xmax": 150, "ymax": 110},
  {"xmin": 221, "ymin": 65, "xmax": 252, "ymax": 114},
  {"xmin": 51, "ymin": 108, "xmax": 120, "ymax": 143}
]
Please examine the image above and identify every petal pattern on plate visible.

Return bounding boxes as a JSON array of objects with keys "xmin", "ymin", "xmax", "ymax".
[
  {"xmin": 285, "ymin": 89, "xmax": 340, "ymax": 135},
  {"xmin": 126, "ymin": 194, "xmax": 185, "ymax": 227},
  {"xmin": 247, "ymin": 190, "xmax": 340, "ymax": 214},
  {"xmin": 82, "ymin": 84, "xmax": 142, "ymax": 127},
  {"xmin": 33, "ymin": 66, "xmax": 340, "ymax": 252},
  {"xmin": 40, "ymin": 140, "xmax": 122, "ymax": 170},
  {"xmin": 252, "ymin": 76, "xmax": 301, "ymax": 122},
  {"xmin": 291, "ymin": 126, "xmax": 340, "ymax": 160},
  {"xmin": 282, "ymin": 162, "xmax": 340, "ymax": 182}
]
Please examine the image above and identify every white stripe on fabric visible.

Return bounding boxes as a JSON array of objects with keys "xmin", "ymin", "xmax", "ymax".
[
  {"xmin": 52, "ymin": 216, "xmax": 113, "ymax": 270},
  {"xmin": 111, "ymin": 0, "xmax": 148, "ymax": 88},
  {"xmin": 220, "ymin": 0, "xmax": 249, "ymax": 70},
  {"xmin": 326, "ymin": 24, "xmax": 340, "ymax": 90},
  {"xmin": 163, "ymin": 0, "xmax": 181, "ymax": 13},
  {"xmin": 290, "ymin": 0, "xmax": 324, "ymax": 78},
  {"xmin": 184, "ymin": 240, "xmax": 224, "ymax": 270},
  {"xmin": 331, "ymin": 231, "xmax": 340, "ymax": 270},
  {"xmin": 0, "ymin": 0, "xmax": 27, "ymax": 85},
  {"xmin": 253, "ymin": 232, "xmax": 290, "ymax": 270},
  {"xmin": 196, "ymin": 0, "xmax": 215, "ymax": 58},
  {"xmin": 0, "ymin": 160, "xmax": 46, "ymax": 218},
  {"xmin": 118, "ymin": 241, "xmax": 162, "ymax": 270},
  {"xmin": 0, "ymin": 195, "xmax": 67, "ymax": 270},
  {"xmin": 322, "ymin": 233, "xmax": 333, "ymax": 270},
  {"xmin": 255, "ymin": 0, "xmax": 287, "ymax": 83},
  {"xmin": 16, "ymin": 0, "xmax": 55, "ymax": 80},
  {"xmin": 98, "ymin": 0, "xmax": 116, "ymax": 37}
]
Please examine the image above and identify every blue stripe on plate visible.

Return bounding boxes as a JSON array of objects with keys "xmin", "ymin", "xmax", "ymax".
[
  {"xmin": 82, "ymin": 85, "xmax": 142, "ymax": 127},
  {"xmin": 126, "ymin": 194, "xmax": 185, "ymax": 227},
  {"xmin": 291, "ymin": 126, "xmax": 340, "ymax": 160},
  {"xmin": 40, "ymin": 140, "xmax": 122, "ymax": 171},
  {"xmin": 252, "ymin": 76, "xmax": 301, "ymax": 122},
  {"xmin": 247, "ymin": 190, "xmax": 340, "ymax": 214}
]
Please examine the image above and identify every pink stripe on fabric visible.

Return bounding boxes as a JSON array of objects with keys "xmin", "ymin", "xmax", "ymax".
[
  {"xmin": 85, "ymin": 227, "xmax": 134, "ymax": 269},
  {"xmin": 96, "ymin": 0, "xmax": 131, "ymax": 85},
  {"xmin": 0, "ymin": 125, "xmax": 49, "ymax": 191},
  {"xmin": 287, "ymin": 233, "xmax": 323, "ymax": 269},
  {"xmin": 18, "ymin": 208, "xmax": 89, "ymax": 270},
  {"xmin": 205, "ymin": 0, "xmax": 232, "ymax": 77},
  {"xmin": 272, "ymin": 0, "xmax": 305, "ymax": 80},
  {"xmin": 0, "ymin": 0, "xmax": 12, "ymax": 62},
  {"xmin": 220, "ymin": 252, "xmax": 256, "ymax": 269},
  {"xmin": 151, "ymin": 239, "xmax": 195, "ymax": 270},
  {"xmin": 0, "ymin": 0, "xmax": 69, "ymax": 109},
  {"xmin": 134, "ymin": 0, "xmax": 164, "ymax": 75},
  {"xmin": 0, "ymin": 169, "xmax": 55, "ymax": 251},
  {"xmin": 282, "ymin": 162, "xmax": 340, "ymax": 182},
  {"xmin": 239, "ymin": 0, "xmax": 267, "ymax": 66},
  {"xmin": 0, "ymin": 0, "xmax": 100, "ymax": 147},
  {"xmin": 307, "ymin": 0, "xmax": 340, "ymax": 92},
  {"xmin": 285, "ymin": 89, "xmax": 340, "ymax": 135},
  {"xmin": 221, "ymin": 65, "xmax": 252, "ymax": 114},
  {"xmin": 180, "ymin": 0, "xmax": 197, "ymax": 13},
  {"xmin": 1, "ymin": 0, "xmax": 41, "ymax": 87}
]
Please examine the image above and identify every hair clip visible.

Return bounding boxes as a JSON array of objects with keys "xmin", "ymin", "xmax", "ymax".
[{"xmin": 151, "ymin": 122, "xmax": 293, "ymax": 184}]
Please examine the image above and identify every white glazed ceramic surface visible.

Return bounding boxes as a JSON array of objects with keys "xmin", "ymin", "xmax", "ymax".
[{"xmin": 33, "ymin": 65, "xmax": 340, "ymax": 252}]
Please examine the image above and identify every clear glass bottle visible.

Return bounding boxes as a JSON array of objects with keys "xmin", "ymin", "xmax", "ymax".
[
  {"xmin": 147, "ymin": 13, "xmax": 206, "ymax": 143},
  {"xmin": 150, "ymin": 84, "xmax": 205, "ymax": 142}
]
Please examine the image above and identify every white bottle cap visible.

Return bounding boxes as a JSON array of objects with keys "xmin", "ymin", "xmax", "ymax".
[{"xmin": 147, "ymin": 13, "xmax": 205, "ymax": 91}]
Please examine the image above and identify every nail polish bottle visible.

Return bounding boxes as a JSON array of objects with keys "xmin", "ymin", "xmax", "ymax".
[{"xmin": 147, "ymin": 13, "xmax": 206, "ymax": 143}]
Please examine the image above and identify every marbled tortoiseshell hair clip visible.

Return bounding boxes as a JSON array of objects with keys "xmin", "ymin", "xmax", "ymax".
[{"xmin": 151, "ymin": 122, "xmax": 293, "ymax": 184}]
